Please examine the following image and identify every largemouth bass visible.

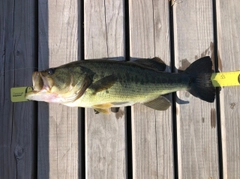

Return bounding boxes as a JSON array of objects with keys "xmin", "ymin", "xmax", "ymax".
[{"xmin": 26, "ymin": 56, "xmax": 215, "ymax": 113}]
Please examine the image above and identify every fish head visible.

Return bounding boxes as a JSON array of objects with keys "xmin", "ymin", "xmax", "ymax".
[
  {"xmin": 35, "ymin": 67, "xmax": 73, "ymax": 94},
  {"xmin": 26, "ymin": 65, "xmax": 92, "ymax": 104}
]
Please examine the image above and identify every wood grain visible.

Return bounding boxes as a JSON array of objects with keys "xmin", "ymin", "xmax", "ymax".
[
  {"xmin": 2, "ymin": 0, "xmax": 240, "ymax": 177},
  {"xmin": 84, "ymin": 0, "xmax": 126, "ymax": 178},
  {"xmin": 0, "ymin": 0, "xmax": 37, "ymax": 178},
  {"xmin": 173, "ymin": 1, "xmax": 219, "ymax": 178},
  {"xmin": 129, "ymin": 0, "xmax": 174, "ymax": 178},
  {"xmin": 217, "ymin": 0, "xmax": 240, "ymax": 178},
  {"xmin": 38, "ymin": 0, "xmax": 79, "ymax": 178}
]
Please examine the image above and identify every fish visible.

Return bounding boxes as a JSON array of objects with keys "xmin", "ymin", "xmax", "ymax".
[{"xmin": 26, "ymin": 56, "xmax": 216, "ymax": 113}]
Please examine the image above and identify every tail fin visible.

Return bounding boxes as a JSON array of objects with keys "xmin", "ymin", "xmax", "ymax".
[{"xmin": 185, "ymin": 56, "xmax": 215, "ymax": 102}]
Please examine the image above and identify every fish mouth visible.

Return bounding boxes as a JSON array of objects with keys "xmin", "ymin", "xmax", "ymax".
[{"xmin": 32, "ymin": 72, "xmax": 51, "ymax": 92}]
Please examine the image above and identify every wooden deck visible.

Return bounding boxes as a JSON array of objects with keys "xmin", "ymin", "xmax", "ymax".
[{"xmin": 1, "ymin": 0, "xmax": 240, "ymax": 178}]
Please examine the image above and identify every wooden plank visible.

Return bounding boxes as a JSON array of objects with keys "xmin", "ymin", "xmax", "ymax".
[
  {"xmin": 38, "ymin": 0, "xmax": 79, "ymax": 178},
  {"xmin": 216, "ymin": 0, "xmax": 240, "ymax": 178},
  {"xmin": 84, "ymin": 0, "xmax": 126, "ymax": 178},
  {"xmin": 0, "ymin": 0, "xmax": 37, "ymax": 178},
  {"xmin": 173, "ymin": 1, "xmax": 219, "ymax": 178},
  {"xmin": 38, "ymin": 1, "xmax": 50, "ymax": 178},
  {"xmin": 129, "ymin": 1, "xmax": 174, "ymax": 178}
]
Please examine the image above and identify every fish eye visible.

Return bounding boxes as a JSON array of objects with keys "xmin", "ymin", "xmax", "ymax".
[{"xmin": 47, "ymin": 68, "xmax": 55, "ymax": 75}]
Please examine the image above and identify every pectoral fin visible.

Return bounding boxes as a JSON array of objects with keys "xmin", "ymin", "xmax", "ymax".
[
  {"xmin": 89, "ymin": 75, "xmax": 117, "ymax": 94},
  {"xmin": 143, "ymin": 95, "xmax": 171, "ymax": 111}
]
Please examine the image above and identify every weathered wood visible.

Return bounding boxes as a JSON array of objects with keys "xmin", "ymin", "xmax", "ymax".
[
  {"xmin": 84, "ymin": 0, "xmax": 126, "ymax": 178},
  {"xmin": 0, "ymin": 0, "xmax": 37, "ymax": 178},
  {"xmin": 38, "ymin": 0, "xmax": 79, "ymax": 178},
  {"xmin": 3, "ymin": 0, "xmax": 240, "ymax": 177},
  {"xmin": 38, "ymin": 1, "xmax": 50, "ymax": 178},
  {"xmin": 129, "ymin": 0, "xmax": 174, "ymax": 178},
  {"xmin": 216, "ymin": 0, "xmax": 240, "ymax": 178},
  {"xmin": 173, "ymin": 1, "xmax": 219, "ymax": 178}
]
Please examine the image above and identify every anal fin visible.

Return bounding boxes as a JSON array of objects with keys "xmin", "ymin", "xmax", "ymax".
[{"xmin": 143, "ymin": 95, "xmax": 171, "ymax": 111}]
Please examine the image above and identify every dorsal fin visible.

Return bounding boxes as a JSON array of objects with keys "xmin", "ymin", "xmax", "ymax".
[{"xmin": 129, "ymin": 57, "xmax": 167, "ymax": 71}]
